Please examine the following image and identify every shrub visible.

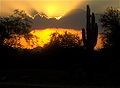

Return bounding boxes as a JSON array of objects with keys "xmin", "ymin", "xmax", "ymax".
[{"xmin": 44, "ymin": 31, "xmax": 82, "ymax": 49}]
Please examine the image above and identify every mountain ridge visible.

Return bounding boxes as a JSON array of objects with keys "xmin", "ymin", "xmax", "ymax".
[{"xmin": 30, "ymin": 9, "xmax": 102, "ymax": 32}]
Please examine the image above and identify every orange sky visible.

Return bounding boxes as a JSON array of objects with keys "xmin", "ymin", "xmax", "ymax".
[
  {"xmin": 0, "ymin": 0, "xmax": 119, "ymax": 17},
  {"xmin": 0, "ymin": 0, "xmax": 84, "ymax": 17},
  {"xmin": 4, "ymin": 28, "xmax": 105, "ymax": 50}
]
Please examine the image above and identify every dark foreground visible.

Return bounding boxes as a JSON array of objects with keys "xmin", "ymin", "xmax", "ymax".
[
  {"xmin": 0, "ymin": 66, "xmax": 120, "ymax": 88},
  {"xmin": 0, "ymin": 46, "xmax": 120, "ymax": 87}
]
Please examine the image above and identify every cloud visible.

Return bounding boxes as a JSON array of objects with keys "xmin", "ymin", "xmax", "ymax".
[
  {"xmin": 79, "ymin": 0, "xmax": 120, "ymax": 13},
  {"xmin": 32, "ymin": 9, "xmax": 103, "ymax": 32},
  {"xmin": 0, "ymin": 0, "xmax": 83, "ymax": 17},
  {"xmin": 1, "ymin": 0, "xmax": 119, "ymax": 17},
  {"xmin": 31, "ymin": 9, "xmax": 85, "ymax": 30},
  {"xmin": 0, "ymin": 0, "xmax": 118, "ymax": 32}
]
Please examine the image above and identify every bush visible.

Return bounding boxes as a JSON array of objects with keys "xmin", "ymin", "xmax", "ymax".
[
  {"xmin": 44, "ymin": 31, "xmax": 82, "ymax": 49},
  {"xmin": 0, "ymin": 9, "xmax": 32, "ymax": 45},
  {"xmin": 100, "ymin": 7, "xmax": 120, "ymax": 49}
]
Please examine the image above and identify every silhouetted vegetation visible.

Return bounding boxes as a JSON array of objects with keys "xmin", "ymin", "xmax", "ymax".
[
  {"xmin": 44, "ymin": 32, "xmax": 82, "ymax": 49},
  {"xmin": 0, "ymin": 9, "xmax": 32, "ymax": 45},
  {"xmin": 100, "ymin": 7, "xmax": 120, "ymax": 50},
  {"xmin": 3, "ymin": 34, "xmax": 38, "ymax": 48},
  {"xmin": 82, "ymin": 5, "xmax": 98, "ymax": 51},
  {"xmin": 0, "ymin": 6, "xmax": 120, "ymax": 86}
]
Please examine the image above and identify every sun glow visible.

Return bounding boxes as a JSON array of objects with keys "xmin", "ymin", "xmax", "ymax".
[
  {"xmin": 4, "ymin": 28, "xmax": 105, "ymax": 50},
  {"xmin": 30, "ymin": 28, "xmax": 82, "ymax": 47},
  {"xmin": 0, "ymin": 0, "xmax": 84, "ymax": 18},
  {"xmin": 46, "ymin": 6, "xmax": 58, "ymax": 17}
]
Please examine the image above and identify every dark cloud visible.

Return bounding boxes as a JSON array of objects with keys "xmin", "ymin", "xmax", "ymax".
[
  {"xmin": 28, "ymin": 9, "xmax": 39, "ymax": 17},
  {"xmin": 57, "ymin": 9, "xmax": 86, "ymax": 30},
  {"xmin": 31, "ymin": 0, "xmax": 119, "ymax": 32},
  {"xmin": 32, "ymin": 9, "xmax": 103, "ymax": 32},
  {"xmin": 32, "ymin": 14, "xmax": 58, "ymax": 29},
  {"xmin": 32, "ymin": 9, "xmax": 86, "ymax": 30},
  {"xmin": 79, "ymin": 0, "xmax": 120, "ymax": 13}
]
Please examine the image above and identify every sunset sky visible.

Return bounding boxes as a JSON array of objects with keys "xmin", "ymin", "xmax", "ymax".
[
  {"xmin": 0, "ymin": 0, "xmax": 119, "ymax": 49},
  {"xmin": 0, "ymin": 0, "xmax": 119, "ymax": 17}
]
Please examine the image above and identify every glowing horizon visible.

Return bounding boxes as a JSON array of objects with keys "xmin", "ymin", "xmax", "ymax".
[{"xmin": 4, "ymin": 28, "xmax": 105, "ymax": 50}]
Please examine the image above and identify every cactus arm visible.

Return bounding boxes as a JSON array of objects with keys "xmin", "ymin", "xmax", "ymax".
[
  {"xmin": 82, "ymin": 28, "xmax": 86, "ymax": 46},
  {"xmin": 94, "ymin": 23, "xmax": 98, "ymax": 46}
]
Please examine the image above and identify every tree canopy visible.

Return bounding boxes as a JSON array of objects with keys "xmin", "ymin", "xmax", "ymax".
[
  {"xmin": 100, "ymin": 7, "xmax": 120, "ymax": 48},
  {"xmin": 44, "ymin": 32, "xmax": 82, "ymax": 49},
  {"xmin": 0, "ymin": 9, "xmax": 32, "ymax": 41}
]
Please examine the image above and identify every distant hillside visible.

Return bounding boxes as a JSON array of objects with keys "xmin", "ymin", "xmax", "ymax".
[{"xmin": 31, "ymin": 9, "xmax": 103, "ymax": 32}]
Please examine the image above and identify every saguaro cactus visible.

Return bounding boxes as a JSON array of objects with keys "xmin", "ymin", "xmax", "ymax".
[{"xmin": 82, "ymin": 5, "xmax": 98, "ymax": 50}]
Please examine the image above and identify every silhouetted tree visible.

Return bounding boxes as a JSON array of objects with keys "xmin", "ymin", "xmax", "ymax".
[
  {"xmin": 100, "ymin": 7, "xmax": 120, "ymax": 49},
  {"xmin": 44, "ymin": 32, "xmax": 82, "ymax": 49},
  {"xmin": 4, "ymin": 34, "xmax": 39, "ymax": 49},
  {"xmin": 82, "ymin": 5, "xmax": 98, "ymax": 51},
  {"xmin": 0, "ymin": 9, "xmax": 32, "ymax": 45}
]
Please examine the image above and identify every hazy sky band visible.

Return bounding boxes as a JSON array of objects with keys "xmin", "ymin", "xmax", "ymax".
[{"xmin": 0, "ymin": 0, "xmax": 120, "ymax": 17}]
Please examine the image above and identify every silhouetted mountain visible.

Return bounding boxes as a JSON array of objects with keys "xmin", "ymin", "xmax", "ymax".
[
  {"xmin": 58, "ymin": 9, "xmax": 86, "ymax": 30},
  {"xmin": 32, "ymin": 14, "xmax": 48, "ymax": 29},
  {"xmin": 32, "ymin": 14, "xmax": 57, "ymax": 29},
  {"xmin": 31, "ymin": 9, "xmax": 102, "ymax": 32}
]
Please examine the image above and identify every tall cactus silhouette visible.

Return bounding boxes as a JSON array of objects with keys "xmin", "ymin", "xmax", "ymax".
[{"xmin": 82, "ymin": 5, "xmax": 98, "ymax": 50}]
